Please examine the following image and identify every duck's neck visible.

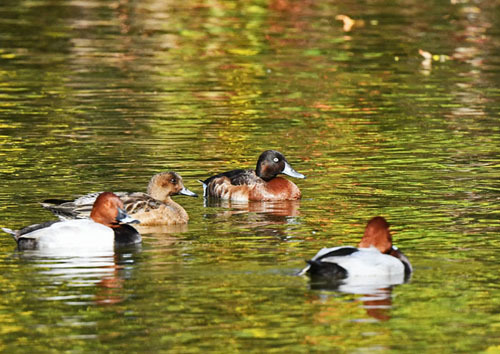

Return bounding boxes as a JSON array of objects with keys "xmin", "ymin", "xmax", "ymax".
[
  {"xmin": 160, "ymin": 195, "xmax": 173, "ymax": 203},
  {"xmin": 90, "ymin": 214, "xmax": 114, "ymax": 228}
]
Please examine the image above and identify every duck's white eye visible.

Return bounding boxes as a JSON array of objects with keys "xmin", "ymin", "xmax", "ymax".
[{"xmin": 273, "ymin": 157, "xmax": 279, "ymax": 163}]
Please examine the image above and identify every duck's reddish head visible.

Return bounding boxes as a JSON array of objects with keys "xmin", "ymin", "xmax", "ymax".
[
  {"xmin": 90, "ymin": 192, "xmax": 130, "ymax": 228},
  {"xmin": 358, "ymin": 216, "xmax": 392, "ymax": 254}
]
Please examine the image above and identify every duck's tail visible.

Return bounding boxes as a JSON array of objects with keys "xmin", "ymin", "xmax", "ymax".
[
  {"xmin": 304, "ymin": 260, "xmax": 348, "ymax": 279},
  {"xmin": 41, "ymin": 198, "xmax": 72, "ymax": 205},
  {"xmin": 1, "ymin": 227, "xmax": 17, "ymax": 239},
  {"xmin": 197, "ymin": 180, "xmax": 208, "ymax": 198}
]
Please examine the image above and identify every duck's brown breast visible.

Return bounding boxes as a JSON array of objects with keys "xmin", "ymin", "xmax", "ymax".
[{"xmin": 249, "ymin": 177, "xmax": 301, "ymax": 201}]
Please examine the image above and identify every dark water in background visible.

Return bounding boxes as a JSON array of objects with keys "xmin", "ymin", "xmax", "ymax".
[{"xmin": 1, "ymin": 0, "xmax": 500, "ymax": 352}]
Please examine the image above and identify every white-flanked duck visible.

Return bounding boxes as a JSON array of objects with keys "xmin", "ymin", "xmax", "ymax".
[
  {"xmin": 298, "ymin": 217, "xmax": 412, "ymax": 288},
  {"xmin": 2, "ymin": 192, "xmax": 141, "ymax": 250}
]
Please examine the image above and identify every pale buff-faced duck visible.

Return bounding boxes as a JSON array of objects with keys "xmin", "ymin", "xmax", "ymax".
[{"xmin": 41, "ymin": 172, "xmax": 198, "ymax": 226}]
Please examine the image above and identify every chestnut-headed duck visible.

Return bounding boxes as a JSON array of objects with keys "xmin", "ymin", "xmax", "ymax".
[
  {"xmin": 201, "ymin": 150, "xmax": 306, "ymax": 202},
  {"xmin": 41, "ymin": 172, "xmax": 198, "ymax": 226},
  {"xmin": 298, "ymin": 217, "xmax": 412, "ymax": 284},
  {"xmin": 2, "ymin": 192, "xmax": 141, "ymax": 250}
]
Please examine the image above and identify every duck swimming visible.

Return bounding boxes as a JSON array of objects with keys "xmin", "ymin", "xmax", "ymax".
[
  {"xmin": 2, "ymin": 192, "xmax": 141, "ymax": 250},
  {"xmin": 298, "ymin": 217, "xmax": 412, "ymax": 285},
  {"xmin": 41, "ymin": 172, "xmax": 197, "ymax": 225},
  {"xmin": 201, "ymin": 150, "xmax": 306, "ymax": 201}
]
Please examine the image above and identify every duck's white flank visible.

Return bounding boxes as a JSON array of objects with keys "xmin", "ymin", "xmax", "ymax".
[
  {"xmin": 18, "ymin": 219, "xmax": 115, "ymax": 250},
  {"xmin": 299, "ymin": 246, "xmax": 405, "ymax": 281}
]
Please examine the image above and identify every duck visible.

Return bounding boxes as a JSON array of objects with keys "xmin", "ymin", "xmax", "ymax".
[
  {"xmin": 298, "ymin": 217, "xmax": 412, "ymax": 285},
  {"xmin": 2, "ymin": 192, "xmax": 141, "ymax": 250},
  {"xmin": 41, "ymin": 172, "xmax": 198, "ymax": 226},
  {"xmin": 201, "ymin": 150, "xmax": 306, "ymax": 201}
]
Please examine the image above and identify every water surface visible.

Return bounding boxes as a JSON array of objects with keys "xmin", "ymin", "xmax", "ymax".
[{"xmin": 1, "ymin": 0, "xmax": 500, "ymax": 352}]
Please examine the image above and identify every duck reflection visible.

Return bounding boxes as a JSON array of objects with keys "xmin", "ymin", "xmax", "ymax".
[
  {"xmin": 308, "ymin": 275, "xmax": 408, "ymax": 321},
  {"xmin": 136, "ymin": 223, "xmax": 188, "ymax": 235},
  {"xmin": 18, "ymin": 244, "xmax": 141, "ymax": 306},
  {"xmin": 204, "ymin": 198, "xmax": 301, "ymax": 223},
  {"xmin": 203, "ymin": 199, "xmax": 302, "ymax": 242}
]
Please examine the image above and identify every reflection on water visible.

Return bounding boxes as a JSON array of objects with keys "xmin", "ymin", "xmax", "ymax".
[
  {"xmin": 1, "ymin": 0, "xmax": 500, "ymax": 352},
  {"xmin": 17, "ymin": 246, "xmax": 141, "ymax": 306},
  {"xmin": 308, "ymin": 286, "xmax": 396, "ymax": 323},
  {"xmin": 204, "ymin": 198, "xmax": 300, "ymax": 220},
  {"xmin": 361, "ymin": 290, "xmax": 393, "ymax": 322},
  {"xmin": 202, "ymin": 199, "xmax": 302, "ymax": 242},
  {"xmin": 308, "ymin": 273, "xmax": 410, "ymax": 322},
  {"xmin": 136, "ymin": 223, "xmax": 188, "ymax": 235},
  {"xmin": 309, "ymin": 274, "xmax": 409, "ymax": 295}
]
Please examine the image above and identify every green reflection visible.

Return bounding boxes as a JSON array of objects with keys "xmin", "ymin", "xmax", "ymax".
[{"xmin": 1, "ymin": 0, "xmax": 500, "ymax": 352}]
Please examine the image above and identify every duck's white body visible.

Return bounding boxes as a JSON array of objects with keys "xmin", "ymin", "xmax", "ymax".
[
  {"xmin": 312, "ymin": 246, "xmax": 404, "ymax": 276},
  {"xmin": 299, "ymin": 246, "xmax": 407, "ymax": 287},
  {"xmin": 299, "ymin": 217, "xmax": 412, "ymax": 293},
  {"xmin": 6, "ymin": 219, "xmax": 115, "ymax": 250},
  {"xmin": 3, "ymin": 192, "xmax": 141, "ymax": 252}
]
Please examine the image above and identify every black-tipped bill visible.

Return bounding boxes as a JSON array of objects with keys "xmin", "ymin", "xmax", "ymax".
[{"xmin": 116, "ymin": 208, "xmax": 140, "ymax": 224}]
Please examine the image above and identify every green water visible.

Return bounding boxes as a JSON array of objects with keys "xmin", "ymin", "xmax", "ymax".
[{"xmin": 1, "ymin": 0, "xmax": 500, "ymax": 352}]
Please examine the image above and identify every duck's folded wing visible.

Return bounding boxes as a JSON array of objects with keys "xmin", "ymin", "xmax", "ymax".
[
  {"xmin": 42, "ymin": 191, "xmax": 137, "ymax": 220},
  {"xmin": 297, "ymin": 246, "xmax": 358, "ymax": 276},
  {"xmin": 226, "ymin": 170, "xmax": 259, "ymax": 185},
  {"xmin": 41, "ymin": 201, "xmax": 93, "ymax": 220},
  {"xmin": 120, "ymin": 192, "xmax": 164, "ymax": 214},
  {"xmin": 41, "ymin": 192, "xmax": 104, "ymax": 219},
  {"xmin": 74, "ymin": 191, "xmax": 131, "ymax": 206},
  {"xmin": 312, "ymin": 246, "xmax": 359, "ymax": 261},
  {"xmin": 73, "ymin": 192, "xmax": 102, "ymax": 205},
  {"xmin": 204, "ymin": 169, "xmax": 257, "ymax": 186}
]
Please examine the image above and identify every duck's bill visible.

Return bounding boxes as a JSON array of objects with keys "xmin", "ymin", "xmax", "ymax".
[
  {"xmin": 179, "ymin": 186, "xmax": 198, "ymax": 197},
  {"xmin": 282, "ymin": 162, "xmax": 306, "ymax": 179},
  {"xmin": 116, "ymin": 208, "xmax": 140, "ymax": 224}
]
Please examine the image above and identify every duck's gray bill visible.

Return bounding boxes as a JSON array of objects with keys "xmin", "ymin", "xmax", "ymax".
[{"xmin": 282, "ymin": 161, "xmax": 306, "ymax": 179}]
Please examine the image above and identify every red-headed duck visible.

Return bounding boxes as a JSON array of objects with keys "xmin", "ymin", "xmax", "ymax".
[
  {"xmin": 298, "ymin": 217, "xmax": 412, "ymax": 284},
  {"xmin": 201, "ymin": 150, "xmax": 306, "ymax": 201},
  {"xmin": 41, "ymin": 172, "xmax": 198, "ymax": 226},
  {"xmin": 2, "ymin": 192, "xmax": 141, "ymax": 250}
]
